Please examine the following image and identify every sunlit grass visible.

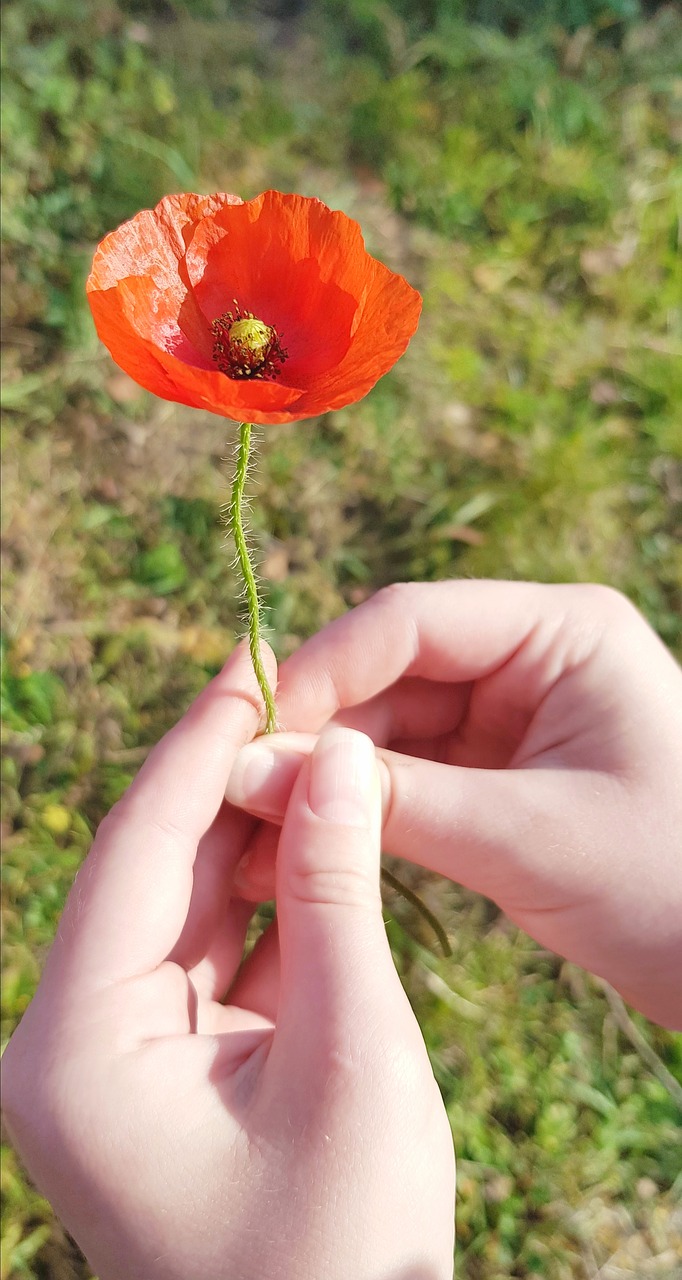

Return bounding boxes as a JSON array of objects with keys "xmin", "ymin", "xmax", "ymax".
[{"xmin": 2, "ymin": 2, "xmax": 681, "ymax": 1277}]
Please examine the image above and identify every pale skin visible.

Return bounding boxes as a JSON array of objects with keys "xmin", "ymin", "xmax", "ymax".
[
  {"xmin": 2, "ymin": 644, "xmax": 455, "ymax": 1280},
  {"xmin": 3, "ymin": 579, "xmax": 681, "ymax": 1279},
  {"xmin": 227, "ymin": 581, "xmax": 682, "ymax": 1031}
]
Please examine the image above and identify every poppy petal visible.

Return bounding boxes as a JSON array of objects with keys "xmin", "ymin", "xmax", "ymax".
[
  {"xmin": 298, "ymin": 256, "xmax": 422, "ymax": 415},
  {"xmin": 88, "ymin": 193, "xmax": 245, "ymax": 370},
  {"xmin": 87, "ymin": 190, "xmax": 422, "ymax": 424},
  {"xmin": 89, "ymin": 282, "xmax": 303, "ymax": 419},
  {"xmin": 185, "ymin": 196, "xmax": 359, "ymax": 378},
  {"xmin": 188, "ymin": 222, "xmax": 357, "ymax": 380}
]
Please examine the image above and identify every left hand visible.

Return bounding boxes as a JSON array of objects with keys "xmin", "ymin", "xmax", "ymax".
[{"xmin": 2, "ymin": 642, "xmax": 455, "ymax": 1280}]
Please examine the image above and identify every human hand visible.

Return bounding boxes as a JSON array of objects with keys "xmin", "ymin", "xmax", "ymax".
[
  {"xmin": 225, "ymin": 582, "xmax": 682, "ymax": 1030},
  {"xmin": 2, "ymin": 643, "xmax": 455, "ymax": 1280}
]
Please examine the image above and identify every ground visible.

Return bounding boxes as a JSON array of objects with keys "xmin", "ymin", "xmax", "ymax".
[{"xmin": 1, "ymin": 2, "xmax": 681, "ymax": 1276}]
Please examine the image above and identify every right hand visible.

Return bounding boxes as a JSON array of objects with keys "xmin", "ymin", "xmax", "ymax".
[{"xmin": 226, "ymin": 581, "xmax": 682, "ymax": 1029}]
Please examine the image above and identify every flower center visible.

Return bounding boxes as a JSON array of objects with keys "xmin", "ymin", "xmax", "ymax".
[
  {"xmin": 228, "ymin": 318, "xmax": 271, "ymax": 358},
  {"xmin": 211, "ymin": 302, "xmax": 288, "ymax": 380}
]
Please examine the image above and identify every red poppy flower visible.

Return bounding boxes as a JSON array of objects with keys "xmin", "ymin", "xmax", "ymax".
[{"xmin": 87, "ymin": 190, "xmax": 422, "ymax": 426}]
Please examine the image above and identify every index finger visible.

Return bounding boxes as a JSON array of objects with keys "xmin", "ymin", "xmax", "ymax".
[
  {"xmin": 276, "ymin": 579, "xmax": 554, "ymax": 731},
  {"xmin": 51, "ymin": 641, "xmax": 277, "ymax": 988}
]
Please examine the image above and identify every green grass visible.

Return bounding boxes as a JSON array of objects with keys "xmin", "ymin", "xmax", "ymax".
[{"xmin": 2, "ymin": 1, "xmax": 681, "ymax": 1276}]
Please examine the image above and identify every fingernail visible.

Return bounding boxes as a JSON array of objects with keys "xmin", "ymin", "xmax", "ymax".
[
  {"xmin": 227, "ymin": 743, "xmax": 282, "ymax": 815},
  {"xmin": 233, "ymin": 849, "xmax": 252, "ymax": 894},
  {"xmin": 235, "ymin": 742, "xmax": 277, "ymax": 792},
  {"xmin": 308, "ymin": 727, "xmax": 376, "ymax": 827},
  {"xmin": 226, "ymin": 735, "xmax": 316, "ymax": 816}
]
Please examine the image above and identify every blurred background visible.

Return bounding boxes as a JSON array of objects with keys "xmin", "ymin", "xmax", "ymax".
[{"xmin": 2, "ymin": 1, "xmax": 681, "ymax": 1276}]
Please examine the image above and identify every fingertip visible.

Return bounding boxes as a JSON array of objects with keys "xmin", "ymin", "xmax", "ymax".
[
  {"xmin": 307, "ymin": 726, "xmax": 378, "ymax": 829},
  {"xmin": 233, "ymin": 822, "xmax": 279, "ymax": 900},
  {"xmin": 225, "ymin": 733, "xmax": 317, "ymax": 817}
]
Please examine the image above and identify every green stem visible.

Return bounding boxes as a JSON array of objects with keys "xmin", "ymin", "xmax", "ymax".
[
  {"xmin": 230, "ymin": 427, "xmax": 449, "ymax": 953},
  {"xmin": 381, "ymin": 867, "xmax": 452, "ymax": 958},
  {"xmin": 231, "ymin": 421, "xmax": 278, "ymax": 734}
]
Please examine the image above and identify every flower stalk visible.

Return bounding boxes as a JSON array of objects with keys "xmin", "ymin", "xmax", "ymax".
[{"xmin": 230, "ymin": 421, "xmax": 278, "ymax": 733}]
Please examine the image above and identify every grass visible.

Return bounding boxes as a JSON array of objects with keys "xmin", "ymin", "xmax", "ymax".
[{"xmin": 2, "ymin": 1, "xmax": 681, "ymax": 1276}]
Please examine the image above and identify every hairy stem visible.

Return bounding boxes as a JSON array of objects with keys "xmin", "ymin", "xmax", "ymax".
[
  {"xmin": 381, "ymin": 867, "xmax": 452, "ymax": 957},
  {"xmin": 231, "ymin": 421, "xmax": 278, "ymax": 733}
]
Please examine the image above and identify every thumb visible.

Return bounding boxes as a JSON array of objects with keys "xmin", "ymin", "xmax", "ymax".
[
  {"xmin": 271, "ymin": 726, "xmax": 399, "ymax": 1068},
  {"xmin": 227, "ymin": 734, "xmax": 561, "ymax": 912}
]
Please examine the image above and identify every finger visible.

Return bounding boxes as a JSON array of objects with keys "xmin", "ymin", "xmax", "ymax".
[
  {"xmin": 227, "ymin": 733, "xmax": 316, "ymax": 821},
  {"xmin": 269, "ymin": 726, "xmax": 407, "ymax": 1074},
  {"xmin": 185, "ymin": 897, "xmax": 255, "ymax": 1004},
  {"xmin": 332, "ymin": 679, "xmax": 516, "ymax": 767},
  {"xmin": 227, "ymin": 918, "xmax": 280, "ymax": 1022},
  {"xmin": 232, "ymin": 820, "xmax": 280, "ymax": 902},
  {"xmin": 331, "ymin": 677, "xmax": 470, "ymax": 746},
  {"xmin": 377, "ymin": 749, "xmax": 544, "ymax": 896},
  {"xmin": 225, "ymin": 730, "xmax": 446, "ymax": 834},
  {"xmin": 276, "ymin": 579, "xmax": 560, "ymax": 730},
  {"xmin": 226, "ymin": 728, "xmax": 677, "ymax": 998},
  {"xmin": 382, "ymin": 750, "xmax": 682, "ymax": 1027},
  {"xmin": 226, "ymin": 732, "xmax": 549, "ymax": 904},
  {"xmin": 51, "ymin": 642, "xmax": 277, "ymax": 988},
  {"xmin": 196, "ymin": 1000, "xmax": 275, "ymax": 1039},
  {"xmin": 224, "ymin": 677, "xmax": 470, "ymax": 833},
  {"xmin": 169, "ymin": 801, "xmax": 255, "ymax": 972}
]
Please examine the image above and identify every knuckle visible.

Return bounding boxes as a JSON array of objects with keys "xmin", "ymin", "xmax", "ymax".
[
  {"xmin": 371, "ymin": 581, "xmax": 423, "ymax": 666},
  {"xmin": 95, "ymin": 794, "xmax": 132, "ymax": 843},
  {"xmin": 95, "ymin": 798, "xmax": 188, "ymax": 854},
  {"xmin": 546, "ymin": 583, "xmax": 644, "ymax": 666},
  {"xmin": 570, "ymin": 582, "xmax": 638, "ymax": 625},
  {"xmin": 285, "ymin": 864, "xmax": 377, "ymax": 908},
  {"xmin": 374, "ymin": 580, "xmax": 420, "ymax": 613}
]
